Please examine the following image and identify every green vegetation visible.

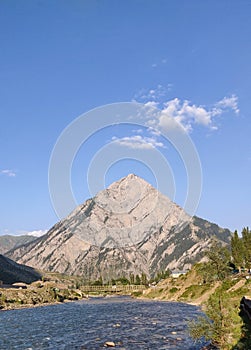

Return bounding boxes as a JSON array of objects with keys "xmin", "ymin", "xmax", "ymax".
[
  {"xmin": 231, "ymin": 227, "xmax": 251, "ymax": 270},
  {"xmin": 89, "ymin": 270, "xmax": 170, "ymax": 287},
  {"xmin": 138, "ymin": 227, "xmax": 251, "ymax": 349},
  {"xmin": 131, "ymin": 290, "xmax": 143, "ymax": 297},
  {"xmin": 189, "ymin": 285, "xmax": 243, "ymax": 349},
  {"xmin": 179, "ymin": 284, "xmax": 209, "ymax": 300},
  {"xmin": 188, "ymin": 228, "xmax": 251, "ymax": 349},
  {"xmin": 151, "ymin": 269, "xmax": 171, "ymax": 283}
]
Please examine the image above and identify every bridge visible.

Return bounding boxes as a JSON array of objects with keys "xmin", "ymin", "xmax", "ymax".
[{"xmin": 81, "ymin": 284, "xmax": 147, "ymax": 293}]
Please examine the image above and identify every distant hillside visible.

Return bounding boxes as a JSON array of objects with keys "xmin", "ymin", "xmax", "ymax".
[
  {"xmin": 0, "ymin": 254, "xmax": 41, "ymax": 284},
  {"xmin": 8, "ymin": 174, "xmax": 232, "ymax": 281},
  {"xmin": 0, "ymin": 235, "xmax": 37, "ymax": 254}
]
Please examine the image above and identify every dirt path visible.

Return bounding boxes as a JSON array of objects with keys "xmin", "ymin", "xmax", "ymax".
[
  {"xmin": 191, "ymin": 282, "xmax": 220, "ymax": 306},
  {"xmin": 228, "ymin": 278, "xmax": 245, "ymax": 292}
]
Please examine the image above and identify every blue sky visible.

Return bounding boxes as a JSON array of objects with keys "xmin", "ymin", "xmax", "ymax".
[{"xmin": 0, "ymin": 0, "xmax": 250, "ymax": 236}]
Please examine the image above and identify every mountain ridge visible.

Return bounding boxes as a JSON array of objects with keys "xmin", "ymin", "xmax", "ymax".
[{"xmin": 0, "ymin": 235, "xmax": 38, "ymax": 255}]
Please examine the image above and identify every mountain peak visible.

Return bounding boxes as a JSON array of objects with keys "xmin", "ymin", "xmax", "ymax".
[
  {"xmin": 108, "ymin": 173, "xmax": 151, "ymax": 189},
  {"xmin": 96, "ymin": 173, "xmax": 159, "ymax": 216},
  {"xmin": 124, "ymin": 173, "xmax": 138, "ymax": 179}
]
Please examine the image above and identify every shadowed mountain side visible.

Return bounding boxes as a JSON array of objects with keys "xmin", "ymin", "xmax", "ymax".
[
  {"xmin": 7, "ymin": 174, "xmax": 232, "ymax": 280},
  {"xmin": 0, "ymin": 254, "xmax": 42, "ymax": 284}
]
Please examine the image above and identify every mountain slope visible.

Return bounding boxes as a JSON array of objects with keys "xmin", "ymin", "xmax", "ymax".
[
  {"xmin": 0, "ymin": 235, "xmax": 37, "ymax": 255},
  {"xmin": 7, "ymin": 174, "xmax": 232, "ymax": 280},
  {"xmin": 0, "ymin": 254, "xmax": 41, "ymax": 284}
]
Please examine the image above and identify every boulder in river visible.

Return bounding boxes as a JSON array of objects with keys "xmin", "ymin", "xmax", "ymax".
[{"xmin": 104, "ymin": 341, "xmax": 116, "ymax": 347}]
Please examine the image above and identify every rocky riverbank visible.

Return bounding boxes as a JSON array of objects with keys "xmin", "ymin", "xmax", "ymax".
[{"xmin": 0, "ymin": 280, "xmax": 88, "ymax": 310}]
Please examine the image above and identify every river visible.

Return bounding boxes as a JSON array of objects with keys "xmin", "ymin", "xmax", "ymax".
[{"xmin": 0, "ymin": 296, "xmax": 207, "ymax": 349}]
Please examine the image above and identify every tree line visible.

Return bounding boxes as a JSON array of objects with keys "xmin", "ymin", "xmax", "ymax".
[
  {"xmin": 231, "ymin": 227, "xmax": 251, "ymax": 271},
  {"xmin": 90, "ymin": 270, "xmax": 171, "ymax": 286}
]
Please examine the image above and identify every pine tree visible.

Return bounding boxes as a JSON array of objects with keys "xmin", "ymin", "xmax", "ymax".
[
  {"xmin": 205, "ymin": 241, "xmax": 231, "ymax": 281},
  {"xmin": 141, "ymin": 273, "xmax": 148, "ymax": 285},
  {"xmin": 242, "ymin": 227, "xmax": 251, "ymax": 269},
  {"xmin": 129, "ymin": 273, "xmax": 135, "ymax": 285},
  {"xmin": 231, "ymin": 230, "xmax": 244, "ymax": 270},
  {"xmin": 135, "ymin": 274, "xmax": 141, "ymax": 285}
]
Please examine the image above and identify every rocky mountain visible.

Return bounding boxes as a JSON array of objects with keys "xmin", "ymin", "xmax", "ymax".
[
  {"xmin": 7, "ymin": 174, "xmax": 232, "ymax": 281},
  {"xmin": 0, "ymin": 235, "xmax": 37, "ymax": 255},
  {"xmin": 0, "ymin": 254, "xmax": 41, "ymax": 284}
]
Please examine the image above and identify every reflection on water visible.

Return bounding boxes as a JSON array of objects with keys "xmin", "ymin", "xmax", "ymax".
[{"xmin": 0, "ymin": 296, "xmax": 206, "ymax": 349}]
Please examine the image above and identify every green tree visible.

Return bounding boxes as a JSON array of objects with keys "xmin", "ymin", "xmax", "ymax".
[
  {"xmin": 141, "ymin": 272, "xmax": 148, "ymax": 286},
  {"xmin": 231, "ymin": 230, "xmax": 244, "ymax": 270},
  {"xmin": 205, "ymin": 241, "xmax": 231, "ymax": 281},
  {"xmin": 196, "ymin": 263, "xmax": 215, "ymax": 284},
  {"xmin": 189, "ymin": 289, "xmax": 233, "ymax": 349},
  {"xmin": 116, "ymin": 276, "xmax": 130, "ymax": 285},
  {"xmin": 152, "ymin": 270, "xmax": 170, "ymax": 284},
  {"xmin": 242, "ymin": 227, "xmax": 251, "ymax": 269},
  {"xmin": 135, "ymin": 274, "xmax": 141, "ymax": 285},
  {"xmin": 129, "ymin": 273, "xmax": 135, "ymax": 285},
  {"xmin": 189, "ymin": 242, "xmax": 244, "ymax": 349},
  {"xmin": 92, "ymin": 276, "xmax": 103, "ymax": 286}
]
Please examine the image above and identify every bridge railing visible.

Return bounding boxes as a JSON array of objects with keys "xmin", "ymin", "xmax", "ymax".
[{"xmin": 80, "ymin": 284, "xmax": 146, "ymax": 292}]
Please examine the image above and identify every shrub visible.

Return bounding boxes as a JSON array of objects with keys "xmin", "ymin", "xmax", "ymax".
[
  {"xmin": 131, "ymin": 291, "xmax": 142, "ymax": 297},
  {"xmin": 179, "ymin": 284, "xmax": 209, "ymax": 300}
]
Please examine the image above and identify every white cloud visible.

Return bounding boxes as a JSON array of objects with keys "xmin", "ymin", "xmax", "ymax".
[
  {"xmin": 147, "ymin": 126, "xmax": 161, "ymax": 136},
  {"xmin": 160, "ymin": 98, "xmax": 213, "ymax": 131},
  {"xmin": 26, "ymin": 230, "xmax": 47, "ymax": 237},
  {"xmin": 112, "ymin": 135, "xmax": 165, "ymax": 150},
  {"xmin": 151, "ymin": 58, "xmax": 167, "ymax": 67},
  {"xmin": 115, "ymin": 91, "xmax": 241, "ymax": 151},
  {"xmin": 0, "ymin": 229, "xmax": 47, "ymax": 237},
  {"xmin": 0, "ymin": 169, "xmax": 16, "ymax": 177},
  {"xmin": 144, "ymin": 101, "xmax": 159, "ymax": 109},
  {"xmin": 134, "ymin": 84, "xmax": 239, "ymax": 131},
  {"xmin": 215, "ymin": 94, "xmax": 239, "ymax": 115},
  {"xmin": 144, "ymin": 94, "xmax": 240, "ymax": 133},
  {"xmin": 133, "ymin": 84, "xmax": 172, "ymax": 104}
]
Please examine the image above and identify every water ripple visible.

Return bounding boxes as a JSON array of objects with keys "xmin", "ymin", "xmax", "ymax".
[{"xmin": 0, "ymin": 296, "xmax": 206, "ymax": 349}]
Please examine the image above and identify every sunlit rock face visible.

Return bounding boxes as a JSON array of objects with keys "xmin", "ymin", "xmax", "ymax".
[{"xmin": 7, "ymin": 174, "xmax": 231, "ymax": 280}]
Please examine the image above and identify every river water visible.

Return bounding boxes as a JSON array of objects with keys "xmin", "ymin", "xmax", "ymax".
[{"xmin": 0, "ymin": 296, "xmax": 207, "ymax": 349}]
